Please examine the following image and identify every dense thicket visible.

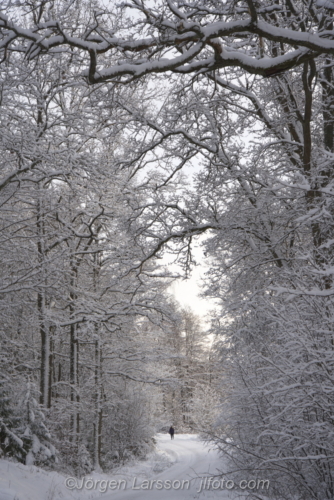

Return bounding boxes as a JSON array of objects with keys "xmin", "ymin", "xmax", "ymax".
[
  {"xmin": 0, "ymin": 23, "xmax": 177, "ymax": 471},
  {"xmin": 3, "ymin": 1, "xmax": 334, "ymax": 498},
  {"xmin": 0, "ymin": 3, "xmax": 214, "ymax": 472}
]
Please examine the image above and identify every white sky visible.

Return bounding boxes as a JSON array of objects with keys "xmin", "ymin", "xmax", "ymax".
[{"xmin": 167, "ymin": 245, "xmax": 218, "ymax": 321}]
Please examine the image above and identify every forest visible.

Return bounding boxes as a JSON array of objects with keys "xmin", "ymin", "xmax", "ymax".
[{"xmin": 1, "ymin": 1, "xmax": 334, "ymax": 499}]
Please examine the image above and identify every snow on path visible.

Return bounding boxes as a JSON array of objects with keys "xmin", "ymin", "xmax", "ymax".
[
  {"xmin": 91, "ymin": 434, "xmax": 239, "ymax": 500},
  {"xmin": 0, "ymin": 434, "xmax": 251, "ymax": 500}
]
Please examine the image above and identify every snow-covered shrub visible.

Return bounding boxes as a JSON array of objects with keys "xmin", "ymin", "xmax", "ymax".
[
  {"xmin": 102, "ymin": 385, "xmax": 155, "ymax": 466},
  {"xmin": 55, "ymin": 441, "xmax": 94, "ymax": 477},
  {"xmin": 0, "ymin": 329, "xmax": 26, "ymax": 461},
  {"xmin": 0, "ymin": 379, "xmax": 57, "ymax": 465},
  {"xmin": 17, "ymin": 381, "xmax": 57, "ymax": 466},
  {"xmin": 77, "ymin": 444, "xmax": 94, "ymax": 476},
  {"xmin": 0, "ymin": 378, "xmax": 20, "ymax": 459}
]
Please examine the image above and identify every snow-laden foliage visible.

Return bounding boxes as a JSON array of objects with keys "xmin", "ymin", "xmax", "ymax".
[
  {"xmin": 158, "ymin": 307, "xmax": 219, "ymax": 432},
  {"xmin": 2, "ymin": 0, "xmax": 334, "ymax": 82},
  {"xmin": 0, "ymin": 1, "xmax": 194, "ymax": 473},
  {"xmin": 19, "ymin": 382, "xmax": 57, "ymax": 466},
  {"xmin": 6, "ymin": 2, "xmax": 334, "ymax": 497},
  {"xmin": 0, "ymin": 379, "xmax": 56, "ymax": 466}
]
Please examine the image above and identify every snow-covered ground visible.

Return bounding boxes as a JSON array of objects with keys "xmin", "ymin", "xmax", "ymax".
[
  {"xmin": 0, "ymin": 434, "xmax": 268, "ymax": 500},
  {"xmin": 94, "ymin": 433, "xmax": 242, "ymax": 500}
]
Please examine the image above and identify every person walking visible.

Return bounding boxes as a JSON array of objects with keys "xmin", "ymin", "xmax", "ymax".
[{"xmin": 169, "ymin": 425, "xmax": 175, "ymax": 440}]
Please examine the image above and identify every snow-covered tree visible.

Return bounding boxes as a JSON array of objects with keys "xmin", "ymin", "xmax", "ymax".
[
  {"xmin": 5, "ymin": 3, "xmax": 334, "ymax": 495},
  {"xmin": 0, "ymin": 1, "xmax": 179, "ymax": 472}
]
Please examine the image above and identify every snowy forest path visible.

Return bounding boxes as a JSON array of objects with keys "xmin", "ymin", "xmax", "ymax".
[{"xmin": 94, "ymin": 434, "xmax": 238, "ymax": 500}]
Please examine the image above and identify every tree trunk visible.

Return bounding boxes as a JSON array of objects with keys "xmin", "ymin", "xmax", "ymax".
[
  {"xmin": 70, "ymin": 318, "xmax": 77, "ymax": 442},
  {"xmin": 38, "ymin": 291, "xmax": 49, "ymax": 406},
  {"xmin": 37, "ymin": 195, "xmax": 49, "ymax": 407},
  {"xmin": 48, "ymin": 333, "xmax": 54, "ymax": 409},
  {"xmin": 93, "ymin": 338, "xmax": 102, "ymax": 469}
]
